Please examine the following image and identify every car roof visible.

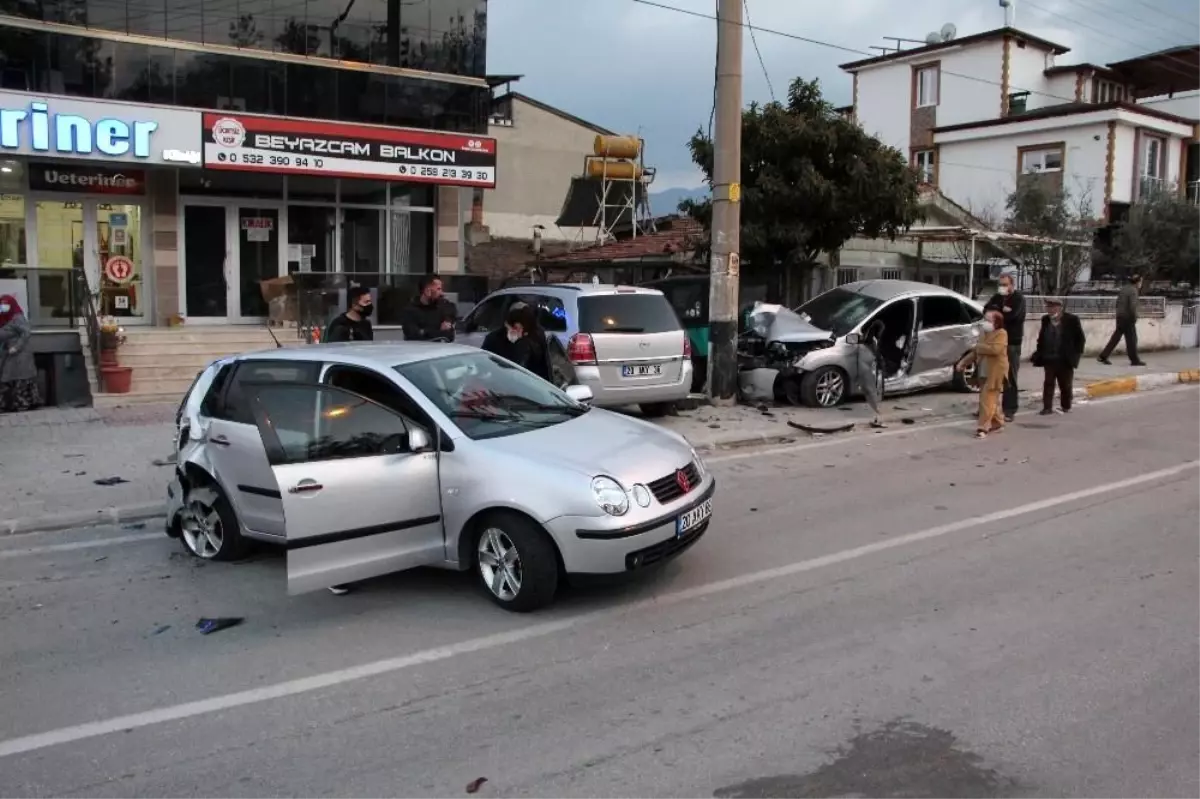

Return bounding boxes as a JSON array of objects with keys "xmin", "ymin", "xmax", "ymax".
[
  {"xmin": 233, "ymin": 341, "xmax": 476, "ymax": 369},
  {"xmin": 838, "ymin": 279, "xmax": 971, "ymax": 302},
  {"xmin": 496, "ymin": 283, "xmax": 666, "ymax": 298}
]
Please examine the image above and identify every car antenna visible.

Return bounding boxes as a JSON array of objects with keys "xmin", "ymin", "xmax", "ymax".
[{"xmin": 264, "ymin": 322, "xmax": 283, "ymax": 349}]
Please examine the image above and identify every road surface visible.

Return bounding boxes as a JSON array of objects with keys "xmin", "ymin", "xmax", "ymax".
[{"xmin": 1, "ymin": 386, "xmax": 1197, "ymax": 798}]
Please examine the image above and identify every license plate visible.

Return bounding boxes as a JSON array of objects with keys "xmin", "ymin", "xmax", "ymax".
[
  {"xmin": 621, "ymin": 363, "xmax": 663, "ymax": 378},
  {"xmin": 676, "ymin": 499, "xmax": 713, "ymax": 537}
]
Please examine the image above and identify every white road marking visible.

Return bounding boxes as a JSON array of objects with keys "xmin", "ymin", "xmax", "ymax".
[
  {"xmin": 0, "ymin": 533, "xmax": 161, "ymax": 560},
  {"xmin": 0, "ymin": 459, "xmax": 1194, "ymax": 760}
]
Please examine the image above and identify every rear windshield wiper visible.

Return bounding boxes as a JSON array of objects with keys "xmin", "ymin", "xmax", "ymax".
[{"xmin": 598, "ymin": 326, "xmax": 645, "ymax": 333}]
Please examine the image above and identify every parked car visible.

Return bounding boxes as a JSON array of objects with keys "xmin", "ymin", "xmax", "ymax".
[
  {"xmin": 738, "ymin": 280, "xmax": 984, "ymax": 407},
  {"xmin": 455, "ymin": 284, "xmax": 694, "ymax": 417},
  {"xmin": 167, "ymin": 343, "xmax": 716, "ymax": 612}
]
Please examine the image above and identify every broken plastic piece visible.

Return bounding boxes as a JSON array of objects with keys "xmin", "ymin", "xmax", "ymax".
[
  {"xmin": 93, "ymin": 476, "xmax": 129, "ymax": 486},
  {"xmin": 786, "ymin": 420, "xmax": 855, "ymax": 434},
  {"xmin": 196, "ymin": 617, "xmax": 244, "ymax": 635},
  {"xmin": 466, "ymin": 777, "xmax": 489, "ymax": 794}
]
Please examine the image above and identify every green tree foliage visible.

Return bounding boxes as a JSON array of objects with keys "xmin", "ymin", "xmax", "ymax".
[
  {"xmin": 680, "ymin": 78, "xmax": 923, "ymax": 273},
  {"xmin": 1112, "ymin": 190, "xmax": 1200, "ymax": 284},
  {"xmin": 1001, "ymin": 178, "xmax": 1095, "ymax": 294}
]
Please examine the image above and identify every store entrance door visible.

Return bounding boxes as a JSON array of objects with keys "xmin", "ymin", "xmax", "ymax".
[{"xmin": 181, "ymin": 202, "xmax": 285, "ymax": 323}]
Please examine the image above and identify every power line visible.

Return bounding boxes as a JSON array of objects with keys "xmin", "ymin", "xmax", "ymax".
[
  {"xmin": 1059, "ymin": 0, "xmax": 1187, "ymax": 49},
  {"xmin": 743, "ymin": 0, "xmax": 775, "ymax": 102},
  {"xmin": 1123, "ymin": 0, "xmax": 1200, "ymax": 29}
]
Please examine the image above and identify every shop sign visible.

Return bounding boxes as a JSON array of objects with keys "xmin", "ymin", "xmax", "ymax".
[
  {"xmin": 202, "ymin": 113, "xmax": 498, "ymax": 189},
  {"xmin": 104, "ymin": 255, "xmax": 135, "ymax": 284},
  {"xmin": 241, "ymin": 216, "xmax": 274, "ymax": 242},
  {"xmin": 0, "ymin": 90, "xmax": 202, "ymax": 167},
  {"xmin": 28, "ymin": 164, "xmax": 146, "ymax": 195}
]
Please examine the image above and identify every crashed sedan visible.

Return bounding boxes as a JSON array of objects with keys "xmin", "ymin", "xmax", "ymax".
[{"xmin": 738, "ymin": 280, "xmax": 984, "ymax": 407}]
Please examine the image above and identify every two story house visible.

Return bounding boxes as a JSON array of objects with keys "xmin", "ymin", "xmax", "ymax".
[{"xmin": 842, "ymin": 27, "xmax": 1199, "ymax": 227}]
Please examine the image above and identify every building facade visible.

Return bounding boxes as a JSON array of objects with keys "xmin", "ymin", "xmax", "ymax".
[{"xmin": 0, "ymin": 1, "xmax": 493, "ymax": 328}]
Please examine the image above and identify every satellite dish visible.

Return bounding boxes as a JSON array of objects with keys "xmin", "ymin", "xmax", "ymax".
[
  {"xmin": 925, "ymin": 31, "xmax": 941, "ymax": 44},
  {"xmin": 941, "ymin": 22, "xmax": 958, "ymax": 41}
]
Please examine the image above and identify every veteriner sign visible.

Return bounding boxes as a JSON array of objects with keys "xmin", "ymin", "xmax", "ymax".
[{"xmin": 202, "ymin": 112, "xmax": 497, "ymax": 188}]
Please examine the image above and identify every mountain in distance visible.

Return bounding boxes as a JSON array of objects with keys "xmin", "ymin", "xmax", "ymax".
[{"xmin": 648, "ymin": 186, "xmax": 709, "ymax": 216}]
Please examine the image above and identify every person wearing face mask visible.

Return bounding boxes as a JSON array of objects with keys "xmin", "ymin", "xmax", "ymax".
[
  {"xmin": 1031, "ymin": 296, "xmax": 1085, "ymax": 415},
  {"xmin": 955, "ymin": 309, "xmax": 1010, "ymax": 439},
  {"xmin": 481, "ymin": 303, "xmax": 551, "ymax": 381},
  {"xmin": 324, "ymin": 286, "xmax": 375, "ymax": 343},
  {"xmin": 983, "ymin": 272, "xmax": 1026, "ymax": 422},
  {"xmin": 0, "ymin": 294, "xmax": 40, "ymax": 413}
]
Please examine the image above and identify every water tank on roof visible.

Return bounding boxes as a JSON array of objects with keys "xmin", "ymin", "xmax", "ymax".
[
  {"xmin": 593, "ymin": 135, "xmax": 641, "ymax": 159},
  {"xmin": 585, "ymin": 160, "xmax": 645, "ymax": 180}
]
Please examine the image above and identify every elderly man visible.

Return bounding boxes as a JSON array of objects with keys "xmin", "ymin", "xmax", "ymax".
[
  {"xmin": 1032, "ymin": 296, "xmax": 1086, "ymax": 415},
  {"xmin": 983, "ymin": 272, "xmax": 1026, "ymax": 422}
]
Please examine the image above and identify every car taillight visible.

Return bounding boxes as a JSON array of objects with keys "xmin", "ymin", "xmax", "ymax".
[
  {"xmin": 567, "ymin": 333, "xmax": 597, "ymax": 364},
  {"xmin": 683, "ymin": 336, "xmax": 692, "ymax": 358}
]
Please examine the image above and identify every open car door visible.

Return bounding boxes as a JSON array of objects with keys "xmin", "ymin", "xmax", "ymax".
[{"xmin": 245, "ymin": 382, "xmax": 446, "ymax": 595}]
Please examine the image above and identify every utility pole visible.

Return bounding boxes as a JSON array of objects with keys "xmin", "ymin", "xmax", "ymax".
[{"xmin": 707, "ymin": 0, "xmax": 743, "ymax": 404}]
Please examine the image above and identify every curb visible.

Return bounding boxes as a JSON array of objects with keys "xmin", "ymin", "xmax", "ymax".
[
  {"xmin": 2, "ymin": 503, "xmax": 165, "ymax": 537},
  {"xmin": 1081, "ymin": 369, "xmax": 1199, "ymax": 400}
]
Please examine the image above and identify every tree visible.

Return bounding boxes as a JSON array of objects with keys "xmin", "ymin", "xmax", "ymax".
[
  {"xmin": 680, "ymin": 78, "xmax": 923, "ymax": 287},
  {"xmin": 1112, "ymin": 190, "xmax": 1200, "ymax": 284},
  {"xmin": 1001, "ymin": 178, "xmax": 1095, "ymax": 294}
]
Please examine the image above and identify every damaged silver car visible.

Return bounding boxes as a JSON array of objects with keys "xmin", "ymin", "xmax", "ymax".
[{"xmin": 738, "ymin": 280, "xmax": 984, "ymax": 407}]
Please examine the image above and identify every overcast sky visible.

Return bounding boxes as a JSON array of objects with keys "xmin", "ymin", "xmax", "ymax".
[{"xmin": 488, "ymin": 0, "xmax": 1200, "ymax": 190}]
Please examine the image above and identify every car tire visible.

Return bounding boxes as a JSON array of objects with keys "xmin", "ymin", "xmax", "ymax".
[
  {"xmin": 640, "ymin": 402, "xmax": 674, "ymax": 418},
  {"xmin": 474, "ymin": 512, "xmax": 560, "ymax": 612},
  {"xmin": 952, "ymin": 360, "xmax": 980, "ymax": 393},
  {"xmin": 800, "ymin": 366, "xmax": 848, "ymax": 408},
  {"xmin": 179, "ymin": 480, "xmax": 248, "ymax": 562}
]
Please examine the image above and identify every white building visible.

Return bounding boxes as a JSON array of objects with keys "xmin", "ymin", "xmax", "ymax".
[{"xmin": 841, "ymin": 28, "xmax": 1200, "ymax": 224}]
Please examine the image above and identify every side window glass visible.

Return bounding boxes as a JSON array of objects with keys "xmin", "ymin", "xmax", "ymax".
[
  {"xmin": 519, "ymin": 294, "xmax": 568, "ymax": 333},
  {"xmin": 251, "ymin": 385, "xmax": 413, "ymax": 465},
  {"xmin": 225, "ymin": 361, "xmax": 320, "ymax": 425},
  {"xmin": 919, "ymin": 296, "xmax": 967, "ymax": 330},
  {"xmin": 325, "ymin": 365, "xmax": 429, "ymax": 428},
  {"xmin": 961, "ymin": 302, "xmax": 983, "ymax": 323},
  {"xmin": 468, "ymin": 296, "xmax": 508, "ymax": 332},
  {"xmin": 199, "ymin": 364, "xmax": 233, "ymax": 419}
]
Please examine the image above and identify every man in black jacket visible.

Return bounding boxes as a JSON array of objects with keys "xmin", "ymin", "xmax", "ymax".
[
  {"xmin": 983, "ymin": 272, "xmax": 1026, "ymax": 421},
  {"xmin": 1031, "ymin": 297, "xmax": 1085, "ymax": 415},
  {"xmin": 400, "ymin": 276, "xmax": 457, "ymax": 342},
  {"xmin": 324, "ymin": 286, "xmax": 374, "ymax": 342}
]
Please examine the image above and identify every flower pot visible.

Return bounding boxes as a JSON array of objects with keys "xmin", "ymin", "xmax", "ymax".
[
  {"xmin": 100, "ymin": 365, "xmax": 134, "ymax": 394},
  {"xmin": 100, "ymin": 330, "xmax": 122, "ymax": 350},
  {"xmin": 99, "ymin": 348, "xmax": 119, "ymax": 367}
]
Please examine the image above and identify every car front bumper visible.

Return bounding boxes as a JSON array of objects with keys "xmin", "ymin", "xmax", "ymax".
[{"xmin": 546, "ymin": 477, "xmax": 716, "ymax": 574}]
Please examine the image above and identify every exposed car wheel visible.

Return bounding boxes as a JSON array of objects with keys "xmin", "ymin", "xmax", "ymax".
[
  {"xmin": 800, "ymin": 366, "xmax": 848, "ymax": 408},
  {"xmin": 952, "ymin": 360, "xmax": 981, "ymax": 393},
  {"xmin": 640, "ymin": 402, "xmax": 673, "ymax": 418},
  {"xmin": 179, "ymin": 482, "xmax": 247, "ymax": 562},
  {"xmin": 474, "ymin": 512, "xmax": 560, "ymax": 612}
]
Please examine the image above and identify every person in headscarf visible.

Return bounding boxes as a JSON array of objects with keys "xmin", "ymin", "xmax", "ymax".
[
  {"xmin": 955, "ymin": 308, "xmax": 1009, "ymax": 440},
  {"xmin": 0, "ymin": 295, "xmax": 41, "ymax": 413}
]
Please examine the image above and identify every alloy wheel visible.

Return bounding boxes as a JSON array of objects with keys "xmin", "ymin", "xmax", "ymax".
[
  {"xmin": 815, "ymin": 370, "xmax": 845, "ymax": 407},
  {"xmin": 180, "ymin": 490, "xmax": 224, "ymax": 559},
  {"xmin": 478, "ymin": 527, "xmax": 523, "ymax": 601}
]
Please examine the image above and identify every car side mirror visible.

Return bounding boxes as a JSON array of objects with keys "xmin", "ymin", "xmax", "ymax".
[
  {"xmin": 845, "ymin": 333, "xmax": 861, "ymax": 346},
  {"xmin": 565, "ymin": 384, "xmax": 593, "ymax": 405},
  {"xmin": 407, "ymin": 427, "xmax": 433, "ymax": 453}
]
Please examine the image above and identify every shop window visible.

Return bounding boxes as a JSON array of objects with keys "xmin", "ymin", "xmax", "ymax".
[
  {"xmin": 287, "ymin": 176, "xmax": 338, "ymax": 203},
  {"xmin": 341, "ymin": 180, "xmax": 390, "ymax": 206},
  {"xmin": 390, "ymin": 184, "xmax": 435, "ymax": 209},
  {"xmin": 180, "ymin": 170, "xmax": 284, "ymax": 199},
  {"xmin": 288, "ymin": 206, "xmax": 336, "ymax": 273},
  {"xmin": 389, "ymin": 209, "xmax": 434, "ymax": 274},
  {"xmin": 0, "ymin": 162, "xmax": 27, "ymax": 268},
  {"xmin": 342, "ymin": 208, "xmax": 385, "ymax": 273}
]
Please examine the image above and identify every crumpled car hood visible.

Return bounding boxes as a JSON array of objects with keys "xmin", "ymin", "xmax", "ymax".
[{"xmin": 746, "ymin": 303, "xmax": 833, "ymax": 344}]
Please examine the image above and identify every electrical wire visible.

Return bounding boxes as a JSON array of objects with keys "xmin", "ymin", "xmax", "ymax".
[
  {"xmin": 707, "ymin": 0, "xmax": 717, "ymax": 141},
  {"xmin": 743, "ymin": 0, "xmax": 775, "ymax": 102},
  {"xmin": 1112, "ymin": 0, "xmax": 1200, "ymax": 31},
  {"xmin": 1059, "ymin": 0, "xmax": 1188, "ymax": 48}
]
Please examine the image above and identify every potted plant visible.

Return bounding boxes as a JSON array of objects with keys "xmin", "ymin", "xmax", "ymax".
[{"xmin": 98, "ymin": 316, "xmax": 125, "ymax": 366}]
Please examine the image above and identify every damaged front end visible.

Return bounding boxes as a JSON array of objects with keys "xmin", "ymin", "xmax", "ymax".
[{"xmin": 737, "ymin": 303, "xmax": 837, "ymax": 403}]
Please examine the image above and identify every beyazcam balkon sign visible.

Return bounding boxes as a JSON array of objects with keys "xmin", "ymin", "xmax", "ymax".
[{"xmin": 202, "ymin": 113, "xmax": 497, "ymax": 189}]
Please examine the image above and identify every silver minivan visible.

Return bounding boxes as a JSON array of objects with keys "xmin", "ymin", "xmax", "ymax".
[
  {"xmin": 741, "ymin": 280, "xmax": 984, "ymax": 407},
  {"xmin": 456, "ymin": 284, "xmax": 694, "ymax": 416}
]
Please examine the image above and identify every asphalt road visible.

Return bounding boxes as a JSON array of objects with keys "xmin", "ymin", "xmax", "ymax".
[{"xmin": 1, "ymin": 387, "xmax": 1197, "ymax": 798}]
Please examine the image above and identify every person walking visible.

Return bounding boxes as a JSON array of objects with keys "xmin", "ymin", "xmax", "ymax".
[
  {"xmin": 400, "ymin": 276, "xmax": 457, "ymax": 342},
  {"xmin": 956, "ymin": 309, "xmax": 1009, "ymax": 440},
  {"xmin": 324, "ymin": 286, "xmax": 374, "ymax": 343},
  {"xmin": 1031, "ymin": 297, "xmax": 1085, "ymax": 415},
  {"xmin": 983, "ymin": 272, "xmax": 1026, "ymax": 422},
  {"xmin": 1097, "ymin": 273, "xmax": 1146, "ymax": 366},
  {"xmin": 854, "ymin": 319, "xmax": 887, "ymax": 429},
  {"xmin": 0, "ymin": 294, "xmax": 41, "ymax": 413}
]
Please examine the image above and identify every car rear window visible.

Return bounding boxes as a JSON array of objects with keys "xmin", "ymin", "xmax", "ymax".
[{"xmin": 577, "ymin": 293, "xmax": 681, "ymax": 335}]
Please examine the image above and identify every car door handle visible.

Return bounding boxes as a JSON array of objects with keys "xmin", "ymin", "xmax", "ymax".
[
  {"xmin": 288, "ymin": 480, "xmax": 323, "ymax": 494},
  {"xmin": 209, "ymin": 435, "xmax": 231, "ymax": 446}
]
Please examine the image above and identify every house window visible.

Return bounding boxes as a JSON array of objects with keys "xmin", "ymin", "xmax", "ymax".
[
  {"xmin": 916, "ymin": 66, "xmax": 939, "ymax": 107},
  {"xmin": 1141, "ymin": 135, "xmax": 1165, "ymax": 179},
  {"xmin": 1094, "ymin": 80, "xmax": 1125, "ymax": 103},
  {"xmin": 1021, "ymin": 147, "xmax": 1064, "ymax": 174},
  {"xmin": 914, "ymin": 149, "xmax": 936, "ymax": 183},
  {"xmin": 836, "ymin": 267, "xmax": 859, "ymax": 286}
]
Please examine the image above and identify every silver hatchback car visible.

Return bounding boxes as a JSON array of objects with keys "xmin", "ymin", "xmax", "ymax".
[
  {"xmin": 456, "ymin": 284, "xmax": 694, "ymax": 416},
  {"xmin": 167, "ymin": 343, "xmax": 715, "ymax": 612}
]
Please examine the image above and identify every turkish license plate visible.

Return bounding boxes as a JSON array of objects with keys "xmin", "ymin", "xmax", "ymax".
[
  {"xmin": 621, "ymin": 363, "xmax": 663, "ymax": 378},
  {"xmin": 676, "ymin": 499, "xmax": 713, "ymax": 537}
]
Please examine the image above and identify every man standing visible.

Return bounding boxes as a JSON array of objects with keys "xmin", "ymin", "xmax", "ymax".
[
  {"xmin": 1098, "ymin": 273, "xmax": 1146, "ymax": 366},
  {"xmin": 324, "ymin": 286, "xmax": 374, "ymax": 342},
  {"xmin": 1031, "ymin": 297, "xmax": 1085, "ymax": 415},
  {"xmin": 983, "ymin": 272, "xmax": 1026, "ymax": 422},
  {"xmin": 401, "ymin": 276, "xmax": 457, "ymax": 342}
]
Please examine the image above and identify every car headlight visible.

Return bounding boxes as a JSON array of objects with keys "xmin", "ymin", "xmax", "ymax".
[
  {"xmin": 690, "ymin": 448, "xmax": 708, "ymax": 480},
  {"xmin": 591, "ymin": 476, "xmax": 629, "ymax": 516}
]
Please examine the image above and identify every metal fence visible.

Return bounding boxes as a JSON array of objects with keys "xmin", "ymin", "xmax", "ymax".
[
  {"xmin": 1023, "ymin": 295, "xmax": 1167, "ymax": 319},
  {"xmin": 1183, "ymin": 303, "xmax": 1198, "ymax": 327}
]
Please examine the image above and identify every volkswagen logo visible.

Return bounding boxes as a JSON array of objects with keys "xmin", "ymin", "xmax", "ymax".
[{"xmin": 675, "ymin": 469, "xmax": 691, "ymax": 494}]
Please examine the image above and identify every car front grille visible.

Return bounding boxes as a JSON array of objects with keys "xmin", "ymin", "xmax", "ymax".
[{"xmin": 647, "ymin": 461, "xmax": 701, "ymax": 504}]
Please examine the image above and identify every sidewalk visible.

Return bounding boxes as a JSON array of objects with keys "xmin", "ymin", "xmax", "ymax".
[{"xmin": 2, "ymin": 352, "xmax": 1196, "ymax": 535}]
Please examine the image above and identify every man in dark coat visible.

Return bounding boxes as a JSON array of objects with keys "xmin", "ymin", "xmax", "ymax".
[
  {"xmin": 324, "ymin": 286, "xmax": 374, "ymax": 343},
  {"xmin": 1097, "ymin": 273, "xmax": 1146, "ymax": 366},
  {"xmin": 1031, "ymin": 296, "xmax": 1085, "ymax": 415},
  {"xmin": 400, "ymin": 276, "xmax": 457, "ymax": 342},
  {"xmin": 983, "ymin": 272, "xmax": 1026, "ymax": 422}
]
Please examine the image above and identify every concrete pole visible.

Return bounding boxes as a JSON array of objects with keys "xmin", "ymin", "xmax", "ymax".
[
  {"xmin": 967, "ymin": 235, "xmax": 977, "ymax": 298},
  {"xmin": 707, "ymin": 0, "xmax": 743, "ymax": 404}
]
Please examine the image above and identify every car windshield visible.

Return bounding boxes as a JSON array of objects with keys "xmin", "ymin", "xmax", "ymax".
[
  {"xmin": 396, "ymin": 352, "xmax": 588, "ymax": 441},
  {"xmin": 794, "ymin": 288, "xmax": 884, "ymax": 337}
]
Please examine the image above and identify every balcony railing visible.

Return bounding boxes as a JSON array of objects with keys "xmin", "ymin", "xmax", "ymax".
[{"xmin": 1138, "ymin": 175, "xmax": 1169, "ymax": 201}]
